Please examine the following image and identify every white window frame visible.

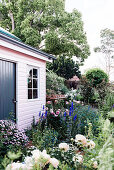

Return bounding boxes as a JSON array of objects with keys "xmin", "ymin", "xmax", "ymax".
[{"xmin": 27, "ymin": 65, "xmax": 40, "ymax": 100}]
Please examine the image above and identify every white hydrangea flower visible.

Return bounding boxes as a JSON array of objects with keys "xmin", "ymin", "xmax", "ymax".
[
  {"xmin": 59, "ymin": 143, "xmax": 69, "ymax": 152},
  {"xmin": 49, "ymin": 158, "xmax": 59, "ymax": 168},
  {"xmin": 75, "ymin": 134, "xmax": 87, "ymax": 145},
  {"xmin": 31, "ymin": 149, "xmax": 42, "ymax": 162},
  {"xmin": 42, "ymin": 150, "xmax": 50, "ymax": 162},
  {"xmin": 24, "ymin": 156, "xmax": 33, "ymax": 168},
  {"xmin": 6, "ymin": 162, "xmax": 27, "ymax": 170}
]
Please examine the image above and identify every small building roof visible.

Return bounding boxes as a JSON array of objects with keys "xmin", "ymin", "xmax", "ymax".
[
  {"xmin": 68, "ymin": 75, "xmax": 80, "ymax": 82},
  {"xmin": 0, "ymin": 27, "xmax": 21, "ymax": 41},
  {"xmin": 0, "ymin": 27, "xmax": 55, "ymax": 60}
]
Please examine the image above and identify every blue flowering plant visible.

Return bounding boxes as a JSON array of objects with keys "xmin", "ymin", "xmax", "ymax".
[{"xmin": 39, "ymin": 101, "xmax": 99, "ymax": 142}]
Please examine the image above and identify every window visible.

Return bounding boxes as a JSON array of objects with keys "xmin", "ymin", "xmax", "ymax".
[{"xmin": 28, "ymin": 66, "xmax": 39, "ymax": 99}]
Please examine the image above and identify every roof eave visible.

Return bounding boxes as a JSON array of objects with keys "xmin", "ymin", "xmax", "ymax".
[{"xmin": 0, "ymin": 33, "xmax": 55, "ymax": 60}]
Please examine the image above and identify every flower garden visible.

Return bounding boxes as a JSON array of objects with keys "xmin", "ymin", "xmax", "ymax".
[{"xmin": 0, "ymin": 69, "xmax": 114, "ymax": 170}]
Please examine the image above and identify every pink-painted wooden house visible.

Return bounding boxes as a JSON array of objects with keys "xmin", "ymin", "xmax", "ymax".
[{"xmin": 0, "ymin": 27, "xmax": 54, "ymax": 129}]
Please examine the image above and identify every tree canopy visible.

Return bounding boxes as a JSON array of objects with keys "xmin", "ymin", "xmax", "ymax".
[{"xmin": 0, "ymin": 0, "xmax": 90, "ymax": 79}]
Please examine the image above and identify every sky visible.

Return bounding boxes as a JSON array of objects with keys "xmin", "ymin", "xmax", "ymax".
[{"xmin": 65, "ymin": 0, "xmax": 114, "ymax": 81}]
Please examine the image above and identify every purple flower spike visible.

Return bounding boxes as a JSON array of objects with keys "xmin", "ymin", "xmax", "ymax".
[
  {"xmin": 69, "ymin": 111, "xmax": 71, "ymax": 116},
  {"xmin": 73, "ymin": 115, "xmax": 77, "ymax": 121},
  {"xmin": 45, "ymin": 110, "xmax": 47, "ymax": 117},
  {"xmin": 39, "ymin": 111, "xmax": 41, "ymax": 117},
  {"xmin": 64, "ymin": 112, "xmax": 66, "ymax": 117},
  {"xmin": 71, "ymin": 102, "xmax": 73, "ymax": 109}
]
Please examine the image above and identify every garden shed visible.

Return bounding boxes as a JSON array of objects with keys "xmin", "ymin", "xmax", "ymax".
[{"xmin": 0, "ymin": 27, "xmax": 54, "ymax": 129}]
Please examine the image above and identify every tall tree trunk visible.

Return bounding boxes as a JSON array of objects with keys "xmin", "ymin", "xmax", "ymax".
[
  {"xmin": 9, "ymin": 11, "xmax": 15, "ymax": 32},
  {"xmin": 8, "ymin": 0, "xmax": 15, "ymax": 32}
]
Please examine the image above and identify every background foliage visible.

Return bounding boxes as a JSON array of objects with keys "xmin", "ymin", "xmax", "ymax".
[
  {"xmin": 46, "ymin": 71, "xmax": 68, "ymax": 95},
  {"xmin": 0, "ymin": 0, "xmax": 90, "ymax": 79}
]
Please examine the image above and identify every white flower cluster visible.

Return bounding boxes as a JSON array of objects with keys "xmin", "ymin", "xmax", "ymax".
[
  {"xmin": 75, "ymin": 134, "xmax": 87, "ymax": 146},
  {"xmin": 59, "ymin": 143, "xmax": 69, "ymax": 152},
  {"xmin": 6, "ymin": 149, "xmax": 59, "ymax": 170},
  {"xmin": 75, "ymin": 134, "xmax": 95, "ymax": 149}
]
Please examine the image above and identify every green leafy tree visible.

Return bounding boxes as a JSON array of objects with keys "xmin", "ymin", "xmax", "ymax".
[
  {"xmin": 0, "ymin": 0, "xmax": 90, "ymax": 79},
  {"xmin": 47, "ymin": 55, "xmax": 81, "ymax": 79},
  {"xmin": 94, "ymin": 28, "xmax": 114, "ymax": 77}
]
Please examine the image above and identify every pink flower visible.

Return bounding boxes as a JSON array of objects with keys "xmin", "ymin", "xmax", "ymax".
[
  {"xmin": 54, "ymin": 100, "xmax": 58, "ymax": 103},
  {"xmin": 66, "ymin": 101, "xmax": 69, "ymax": 104},
  {"xmin": 54, "ymin": 114, "xmax": 58, "ymax": 117},
  {"xmin": 47, "ymin": 101, "xmax": 51, "ymax": 104},
  {"xmin": 50, "ymin": 109, "xmax": 56, "ymax": 116},
  {"xmin": 56, "ymin": 111, "xmax": 60, "ymax": 115}
]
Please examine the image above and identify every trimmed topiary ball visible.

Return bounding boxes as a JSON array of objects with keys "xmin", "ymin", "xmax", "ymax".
[{"xmin": 85, "ymin": 68, "xmax": 109, "ymax": 87}]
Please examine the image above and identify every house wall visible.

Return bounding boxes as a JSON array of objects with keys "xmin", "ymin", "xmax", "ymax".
[{"xmin": 0, "ymin": 45, "xmax": 46, "ymax": 129}]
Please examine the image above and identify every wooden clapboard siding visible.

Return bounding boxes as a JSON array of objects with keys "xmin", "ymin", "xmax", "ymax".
[{"xmin": 0, "ymin": 45, "xmax": 46, "ymax": 129}]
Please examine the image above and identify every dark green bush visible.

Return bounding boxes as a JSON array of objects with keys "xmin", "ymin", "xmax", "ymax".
[
  {"xmin": 80, "ymin": 69, "xmax": 109, "ymax": 105},
  {"xmin": 71, "ymin": 105, "xmax": 99, "ymax": 138}
]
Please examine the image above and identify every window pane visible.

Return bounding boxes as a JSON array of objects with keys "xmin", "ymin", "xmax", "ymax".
[
  {"xmin": 28, "ymin": 78, "xmax": 32, "ymax": 88},
  {"xmin": 28, "ymin": 68, "xmax": 32, "ymax": 78},
  {"xmin": 28, "ymin": 89, "xmax": 32, "ymax": 99},
  {"xmin": 33, "ymin": 79, "xmax": 38, "ymax": 88},
  {"xmin": 33, "ymin": 89, "xmax": 38, "ymax": 99},
  {"xmin": 33, "ymin": 69, "xmax": 37, "ymax": 78}
]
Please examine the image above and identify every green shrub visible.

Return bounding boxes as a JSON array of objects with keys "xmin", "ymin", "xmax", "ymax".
[
  {"xmin": 97, "ymin": 135, "xmax": 114, "ymax": 170},
  {"xmin": 95, "ymin": 118, "xmax": 114, "ymax": 170},
  {"xmin": 80, "ymin": 76, "xmax": 95, "ymax": 104},
  {"xmin": 80, "ymin": 69, "xmax": 109, "ymax": 105},
  {"xmin": 46, "ymin": 71, "xmax": 69, "ymax": 95},
  {"xmin": 26, "ymin": 120, "xmax": 59, "ymax": 151},
  {"xmin": 85, "ymin": 68, "xmax": 109, "ymax": 87},
  {"xmin": 99, "ymin": 89, "xmax": 114, "ymax": 118}
]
